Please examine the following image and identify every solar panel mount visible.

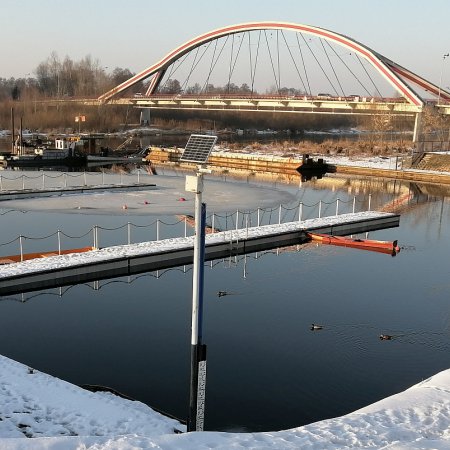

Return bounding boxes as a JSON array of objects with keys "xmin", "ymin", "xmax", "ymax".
[{"xmin": 180, "ymin": 134, "xmax": 217, "ymax": 164}]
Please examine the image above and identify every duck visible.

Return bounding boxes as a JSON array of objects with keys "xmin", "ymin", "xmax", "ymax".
[
  {"xmin": 217, "ymin": 291, "xmax": 228, "ymax": 297},
  {"xmin": 379, "ymin": 334, "xmax": 393, "ymax": 340},
  {"xmin": 310, "ymin": 324, "xmax": 323, "ymax": 331}
]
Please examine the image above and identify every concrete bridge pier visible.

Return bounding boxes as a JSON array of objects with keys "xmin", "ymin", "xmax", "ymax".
[{"xmin": 413, "ymin": 111, "xmax": 423, "ymax": 152}]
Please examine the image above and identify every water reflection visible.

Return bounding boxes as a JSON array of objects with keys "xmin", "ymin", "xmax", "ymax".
[{"xmin": 1, "ymin": 175, "xmax": 450, "ymax": 432}]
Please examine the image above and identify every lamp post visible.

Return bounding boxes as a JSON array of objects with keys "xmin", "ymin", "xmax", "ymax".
[{"xmin": 437, "ymin": 53, "xmax": 449, "ymax": 105}]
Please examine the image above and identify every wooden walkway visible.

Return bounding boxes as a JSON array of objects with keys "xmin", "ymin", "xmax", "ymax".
[{"xmin": 0, "ymin": 211, "xmax": 400, "ymax": 295}]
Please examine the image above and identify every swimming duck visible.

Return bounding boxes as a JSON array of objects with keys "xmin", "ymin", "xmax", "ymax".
[
  {"xmin": 379, "ymin": 334, "xmax": 393, "ymax": 340},
  {"xmin": 311, "ymin": 324, "xmax": 323, "ymax": 331}
]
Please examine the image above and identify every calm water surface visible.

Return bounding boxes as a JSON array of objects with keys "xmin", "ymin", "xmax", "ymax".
[{"xmin": 0, "ymin": 172, "xmax": 449, "ymax": 432}]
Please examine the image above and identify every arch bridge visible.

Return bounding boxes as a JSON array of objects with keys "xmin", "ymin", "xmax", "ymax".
[{"xmin": 99, "ymin": 22, "xmax": 450, "ymax": 139}]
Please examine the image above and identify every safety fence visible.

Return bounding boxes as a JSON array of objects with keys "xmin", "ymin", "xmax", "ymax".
[
  {"xmin": 0, "ymin": 195, "xmax": 372, "ymax": 262},
  {"xmin": 0, "ymin": 169, "xmax": 153, "ymax": 191}
]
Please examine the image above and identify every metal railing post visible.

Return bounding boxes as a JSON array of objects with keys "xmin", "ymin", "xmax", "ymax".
[
  {"xmin": 22, "ymin": 175, "xmax": 25, "ymax": 190},
  {"xmin": 57, "ymin": 230, "xmax": 61, "ymax": 255},
  {"xmin": 353, "ymin": 196, "xmax": 356, "ymax": 213},
  {"xmin": 368, "ymin": 194, "xmax": 372, "ymax": 211},
  {"xmin": 211, "ymin": 213, "xmax": 215, "ymax": 233},
  {"xmin": 156, "ymin": 219, "xmax": 160, "ymax": 241},
  {"xmin": 19, "ymin": 235, "xmax": 24, "ymax": 262},
  {"xmin": 137, "ymin": 170, "xmax": 140, "ymax": 184},
  {"xmin": 278, "ymin": 204, "xmax": 282, "ymax": 224},
  {"xmin": 42, "ymin": 173, "xmax": 45, "ymax": 189},
  {"xmin": 335, "ymin": 198, "xmax": 339, "ymax": 216},
  {"xmin": 257, "ymin": 208, "xmax": 261, "ymax": 227},
  {"xmin": 318, "ymin": 200, "xmax": 322, "ymax": 218},
  {"xmin": 127, "ymin": 222, "xmax": 131, "ymax": 245},
  {"xmin": 246, "ymin": 214, "xmax": 249, "ymax": 239},
  {"xmin": 236, "ymin": 209, "xmax": 239, "ymax": 231},
  {"xmin": 298, "ymin": 202, "xmax": 303, "ymax": 221},
  {"xmin": 0, "ymin": 175, "xmax": 3, "ymax": 191},
  {"xmin": 64, "ymin": 173, "xmax": 67, "ymax": 188},
  {"xmin": 184, "ymin": 217, "xmax": 188, "ymax": 237}
]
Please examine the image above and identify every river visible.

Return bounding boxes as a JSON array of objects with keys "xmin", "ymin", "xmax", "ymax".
[{"xmin": 0, "ymin": 169, "xmax": 449, "ymax": 432}]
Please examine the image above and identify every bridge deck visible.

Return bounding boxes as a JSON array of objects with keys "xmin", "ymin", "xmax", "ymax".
[{"xmin": 0, "ymin": 211, "xmax": 399, "ymax": 295}]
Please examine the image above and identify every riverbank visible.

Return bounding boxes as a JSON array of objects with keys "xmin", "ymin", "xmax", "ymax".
[{"xmin": 1, "ymin": 353, "xmax": 450, "ymax": 449}]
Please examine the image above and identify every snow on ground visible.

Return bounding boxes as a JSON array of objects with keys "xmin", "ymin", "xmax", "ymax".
[{"xmin": 1, "ymin": 353, "xmax": 450, "ymax": 449}]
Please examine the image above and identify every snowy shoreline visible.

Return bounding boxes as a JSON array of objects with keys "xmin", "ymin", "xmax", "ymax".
[{"xmin": 1, "ymin": 353, "xmax": 450, "ymax": 449}]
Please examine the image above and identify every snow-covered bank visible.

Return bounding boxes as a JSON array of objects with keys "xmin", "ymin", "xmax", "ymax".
[{"xmin": 1, "ymin": 353, "xmax": 450, "ymax": 449}]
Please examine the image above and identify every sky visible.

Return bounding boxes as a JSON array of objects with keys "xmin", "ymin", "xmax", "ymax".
[{"xmin": 1, "ymin": 0, "xmax": 450, "ymax": 90}]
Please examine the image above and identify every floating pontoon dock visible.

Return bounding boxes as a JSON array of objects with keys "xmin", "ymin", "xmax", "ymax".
[{"xmin": 0, "ymin": 211, "xmax": 399, "ymax": 295}]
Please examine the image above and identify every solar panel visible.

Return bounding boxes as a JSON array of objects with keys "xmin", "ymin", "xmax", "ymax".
[{"xmin": 180, "ymin": 134, "xmax": 217, "ymax": 164}]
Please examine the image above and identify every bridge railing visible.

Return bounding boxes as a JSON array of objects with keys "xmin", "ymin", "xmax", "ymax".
[{"xmin": 0, "ymin": 195, "xmax": 372, "ymax": 262}]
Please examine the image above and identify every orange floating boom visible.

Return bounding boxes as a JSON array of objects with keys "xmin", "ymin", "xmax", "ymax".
[{"xmin": 306, "ymin": 232, "xmax": 400, "ymax": 256}]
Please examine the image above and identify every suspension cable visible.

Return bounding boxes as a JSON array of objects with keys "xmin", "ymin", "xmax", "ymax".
[
  {"xmin": 355, "ymin": 54, "xmax": 384, "ymax": 98},
  {"xmin": 325, "ymin": 42, "xmax": 373, "ymax": 97},
  {"xmin": 201, "ymin": 35, "xmax": 229, "ymax": 94},
  {"xmin": 320, "ymin": 38, "xmax": 345, "ymax": 96},
  {"xmin": 264, "ymin": 30, "xmax": 280, "ymax": 93},
  {"xmin": 227, "ymin": 33, "xmax": 245, "ymax": 93},
  {"xmin": 296, "ymin": 34, "xmax": 312, "ymax": 96},
  {"xmin": 250, "ymin": 31, "xmax": 262, "ymax": 96},
  {"xmin": 277, "ymin": 30, "xmax": 281, "ymax": 91},
  {"xmin": 301, "ymin": 34, "xmax": 339, "ymax": 96},
  {"xmin": 281, "ymin": 30, "xmax": 308, "ymax": 94}
]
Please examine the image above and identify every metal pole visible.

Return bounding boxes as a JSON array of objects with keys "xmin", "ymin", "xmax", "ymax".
[
  {"xmin": 64, "ymin": 173, "xmax": 67, "ymax": 188},
  {"xmin": 353, "ymin": 196, "xmax": 356, "ymax": 213},
  {"xmin": 156, "ymin": 219, "xmax": 160, "ymax": 241},
  {"xmin": 19, "ymin": 235, "xmax": 23, "ymax": 262},
  {"xmin": 83, "ymin": 171, "xmax": 87, "ymax": 186},
  {"xmin": 42, "ymin": 173, "xmax": 45, "ymax": 189},
  {"xmin": 335, "ymin": 198, "xmax": 339, "ymax": 216},
  {"xmin": 22, "ymin": 175, "xmax": 25, "ymax": 190},
  {"xmin": 257, "ymin": 208, "xmax": 261, "ymax": 227},
  {"xmin": 57, "ymin": 230, "xmax": 61, "ymax": 255},
  {"xmin": 211, "ymin": 213, "xmax": 215, "ymax": 233},
  {"xmin": 318, "ymin": 200, "xmax": 322, "ymax": 218},
  {"xmin": 188, "ymin": 179, "xmax": 207, "ymax": 432},
  {"xmin": 236, "ymin": 209, "xmax": 239, "ymax": 231},
  {"xmin": 278, "ymin": 204, "xmax": 282, "ymax": 224},
  {"xmin": 127, "ymin": 222, "xmax": 131, "ymax": 245},
  {"xmin": 368, "ymin": 194, "xmax": 372, "ymax": 211},
  {"xmin": 298, "ymin": 202, "xmax": 303, "ymax": 222}
]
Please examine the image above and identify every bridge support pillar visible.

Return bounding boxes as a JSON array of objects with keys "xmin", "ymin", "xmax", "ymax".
[
  {"xmin": 413, "ymin": 111, "xmax": 423, "ymax": 152},
  {"xmin": 140, "ymin": 108, "xmax": 151, "ymax": 126}
]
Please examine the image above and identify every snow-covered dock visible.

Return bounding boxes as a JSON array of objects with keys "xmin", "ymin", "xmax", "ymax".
[
  {"xmin": 0, "ymin": 211, "xmax": 399, "ymax": 295},
  {"xmin": 0, "ymin": 183, "xmax": 156, "ymax": 201}
]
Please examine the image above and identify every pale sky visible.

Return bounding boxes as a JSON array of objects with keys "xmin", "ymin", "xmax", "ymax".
[{"xmin": 1, "ymin": 0, "xmax": 449, "ymax": 90}]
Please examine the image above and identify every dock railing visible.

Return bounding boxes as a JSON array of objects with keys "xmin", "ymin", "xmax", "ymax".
[{"xmin": 0, "ymin": 194, "xmax": 374, "ymax": 262}]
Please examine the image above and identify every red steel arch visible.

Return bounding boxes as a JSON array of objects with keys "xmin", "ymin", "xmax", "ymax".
[{"xmin": 99, "ymin": 22, "xmax": 447, "ymax": 105}]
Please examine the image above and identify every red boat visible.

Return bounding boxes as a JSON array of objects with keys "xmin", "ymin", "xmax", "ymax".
[{"xmin": 306, "ymin": 232, "xmax": 400, "ymax": 256}]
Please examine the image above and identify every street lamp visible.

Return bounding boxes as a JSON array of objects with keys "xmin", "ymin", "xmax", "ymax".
[{"xmin": 437, "ymin": 53, "xmax": 449, "ymax": 105}]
